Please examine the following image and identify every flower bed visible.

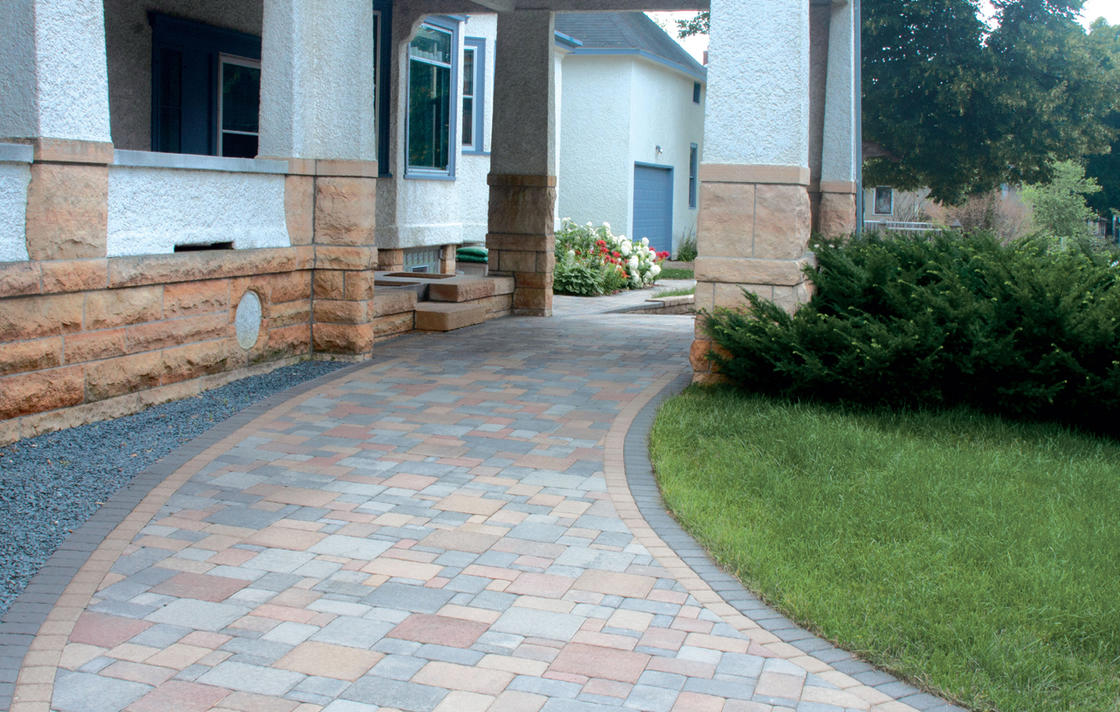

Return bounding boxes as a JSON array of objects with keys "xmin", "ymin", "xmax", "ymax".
[{"xmin": 553, "ymin": 219, "xmax": 669, "ymax": 296}]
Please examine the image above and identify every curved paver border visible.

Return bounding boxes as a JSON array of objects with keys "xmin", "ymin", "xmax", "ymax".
[
  {"xmin": 610, "ymin": 370, "xmax": 966, "ymax": 712},
  {"xmin": 0, "ymin": 357, "xmax": 380, "ymax": 712}
]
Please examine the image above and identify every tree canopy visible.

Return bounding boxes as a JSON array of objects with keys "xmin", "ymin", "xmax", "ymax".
[{"xmin": 679, "ymin": 2, "xmax": 1120, "ymax": 206}]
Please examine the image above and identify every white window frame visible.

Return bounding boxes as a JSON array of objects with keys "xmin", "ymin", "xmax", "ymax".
[
  {"xmin": 873, "ymin": 186, "xmax": 894, "ymax": 216},
  {"xmin": 217, "ymin": 54, "xmax": 261, "ymax": 158},
  {"xmin": 405, "ymin": 19, "xmax": 459, "ymax": 179}
]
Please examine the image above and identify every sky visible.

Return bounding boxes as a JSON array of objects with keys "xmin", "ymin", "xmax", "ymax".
[{"xmin": 649, "ymin": 3, "xmax": 1119, "ymax": 64}]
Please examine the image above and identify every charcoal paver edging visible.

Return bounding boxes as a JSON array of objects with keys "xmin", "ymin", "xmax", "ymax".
[{"xmin": 622, "ymin": 371, "xmax": 968, "ymax": 712}]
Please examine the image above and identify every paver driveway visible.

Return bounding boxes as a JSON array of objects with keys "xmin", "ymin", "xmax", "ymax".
[{"xmin": 4, "ymin": 301, "xmax": 957, "ymax": 712}]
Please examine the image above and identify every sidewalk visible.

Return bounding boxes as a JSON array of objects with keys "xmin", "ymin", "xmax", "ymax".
[{"xmin": 2, "ymin": 305, "xmax": 955, "ymax": 712}]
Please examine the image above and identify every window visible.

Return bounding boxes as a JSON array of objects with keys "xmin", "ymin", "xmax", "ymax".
[
  {"xmin": 403, "ymin": 247, "xmax": 441, "ymax": 273},
  {"xmin": 150, "ymin": 14, "xmax": 261, "ymax": 157},
  {"xmin": 692, "ymin": 82, "xmax": 701, "ymax": 104},
  {"xmin": 688, "ymin": 144, "xmax": 699, "ymax": 209},
  {"xmin": 462, "ymin": 37, "xmax": 486, "ymax": 153},
  {"xmin": 407, "ymin": 22, "xmax": 458, "ymax": 176},
  {"xmin": 373, "ymin": 1, "xmax": 393, "ymax": 175},
  {"xmin": 874, "ymin": 187, "xmax": 894, "ymax": 215},
  {"xmin": 218, "ymin": 55, "xmax": 260, "ymax": 158}
]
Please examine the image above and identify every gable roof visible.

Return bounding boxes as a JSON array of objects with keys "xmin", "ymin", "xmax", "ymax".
[{"xmin": 554, "ymin": 12, "xmax": 707, "ymax": 83}]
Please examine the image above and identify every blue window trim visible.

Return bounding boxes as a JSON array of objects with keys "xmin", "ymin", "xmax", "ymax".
[
  {"xmin": 688, "ymin": 143, "xmax": 699, "ymax": 209},
  {"xmin": 405, "ymin": 15, "xmax": 460, "ymax": 181},
  {"xmin": 373, "ymin": 0, "xmax": 393, "ymax": 176},
  {"xmin": 461, "ymin": 37, "xmax": 487, "ymax": 156},
  {"xmin": 149, "ymin": 12, "xmax": 261, "ymax": 156}
]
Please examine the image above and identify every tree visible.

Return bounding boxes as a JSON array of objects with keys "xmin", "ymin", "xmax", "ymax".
[
  {"xmin": 1083, "ymin": 19, "xmax": 1120, "ymax": 219},
  {"xmin": 678, "ymin": 3, "xmax": 1120, "ymax": 205},
  {"xmin": 1020, "ymin": 159, "xmax": 1101, "ymax": 243}
]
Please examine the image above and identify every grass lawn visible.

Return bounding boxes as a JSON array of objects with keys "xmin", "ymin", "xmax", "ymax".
[
  {"xmin": 652, "ymin": 286, "xmax": 695, "ymax": 298},
  {"xmin": 650, "ymin": 386, "xmax": 1120, "ymax": 712},
  {"xmin": 658, "ymin": 267, "xmax": 694, "ymax": 280}
]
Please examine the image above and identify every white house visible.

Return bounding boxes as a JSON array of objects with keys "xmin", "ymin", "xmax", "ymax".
[{"xmin": 556, "ymin": 12, "xmax": 706, "ymax": 257}]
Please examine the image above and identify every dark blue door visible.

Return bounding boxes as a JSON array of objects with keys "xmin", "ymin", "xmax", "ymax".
[{"xmin": 632, "ymin": 164, "xmax": 673, "ymax": 254}]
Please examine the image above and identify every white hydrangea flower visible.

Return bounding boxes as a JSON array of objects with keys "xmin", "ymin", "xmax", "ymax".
[
  {"xmin": 650, "ymin": 263, "xmax": 661, "ymax": 277},
  {"xmin": 620, "ymin": 239, "xmax": 632, "ymax": 257},
  {"xmin": 641, "ymin": 237, "xmax": 650, "ymax": 246}
]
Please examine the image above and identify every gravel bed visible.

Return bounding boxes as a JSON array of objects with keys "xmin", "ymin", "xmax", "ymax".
[{"xmin": 0, "ymin": 359, "xmax": 348, "ymax": 617}]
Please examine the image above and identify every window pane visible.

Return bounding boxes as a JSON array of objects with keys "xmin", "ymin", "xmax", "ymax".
[
  {"xmin": 410, "ymin": 26, "xmax": 451, "ymax": 65},
  {"xmin": 221, "ymin": 132, "xmax": 257, "ymax": 158},
  {"xmin": 408, "ymin": 59, "xmax": 451, "ymax": 170},
  {"xmin": 462, "ymin": 97, "xmax": 473, "ymax": 146},
  {"xmin": 221, "ymin": 62, "xmax": 260, "ymax": 133},
  {"xmin": 463, "ymin": 48, "xmax": 475, "ymax": 96}
]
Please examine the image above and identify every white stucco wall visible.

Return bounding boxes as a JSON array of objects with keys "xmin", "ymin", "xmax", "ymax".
[
  {"xmin": 558, "ymin": 57, "xmax": 634, "ymax": 237},
  {"xmin": 378, "ymin": 13, "xmax": 496, "ymax": 251},
  {"xmin": 0, "ymin": 145, "xmax": 32, "ymax": 263},
  {"xmin": 107, "ymin": 157, "xmax": 289, "ymax": 257},
  {"xmin": 627, "ymin": 59, "xmax": 705, "ymax": 252},
  {"xmin": 259, "ymin": 0, "xmax": 375, "ymax": 161},
  {"xmin": 103, "ymin": 0, "xmax": 262, "ymax": 151},
  {"xmin": 0, "ymin": 0, "xmax": 111, "ymax": 143},
  {"xmin": 704, "ymin": 0, "xmax": 809, "ymax": 167}
]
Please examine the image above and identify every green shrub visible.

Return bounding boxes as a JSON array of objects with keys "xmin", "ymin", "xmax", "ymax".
[
  {"xmin": 705, "ymin": 230, "xmax": 1120, "ymax": 430},
  {"xmin": 676, "ymin": 232, "xmax": 698, "ymax": 262}
]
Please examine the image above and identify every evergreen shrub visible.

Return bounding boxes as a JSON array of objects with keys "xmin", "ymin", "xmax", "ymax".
[{"xmin": 705, "ymin": 231, "xmax": 1120, "ymax": 429}]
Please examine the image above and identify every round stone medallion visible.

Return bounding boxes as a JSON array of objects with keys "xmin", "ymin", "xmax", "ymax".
[{"xmin": 235, "ymin": 291, "xmax": 262, "ymax": 350}]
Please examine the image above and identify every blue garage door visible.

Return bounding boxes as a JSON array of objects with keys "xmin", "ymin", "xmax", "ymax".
[{"xmin": 632, "ymin": 164, "xmax": 673, "ymax": 254}]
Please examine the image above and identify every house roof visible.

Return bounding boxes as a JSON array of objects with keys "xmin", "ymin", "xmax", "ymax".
[{"xmin": 554, "ymin": 12, "xmax": 707, "ymax": 83}]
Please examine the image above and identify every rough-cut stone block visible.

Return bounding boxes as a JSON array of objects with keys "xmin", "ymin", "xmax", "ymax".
[
  {"xmin": 493, "ymin": 250, "xmax": 537, "ymax": 274},
  {"xmin": 25, "ymin": 162, "xmax": 108, "ymax": 260},
  {"xmin": 33, "ymin": 139, "xmax": 114, "ymax": 164},
  {"xmin": 41, "ymin": 259, "xmax": 108, "ymax": 293},
  {"xmin": 414, "ymin": 302, "xmax": 487, "ymax": 332},
  {"xmin": 259, "ymin": 323, "xmax": 311, "ymax": 360},
  {"xmin": 163, "ymin": 280, "xmax": 230, "ymax": 317},
  {"xmin": 488, "ymin": 183, "xmax": 557, "ymax": 235},
  {"xmin": 0, "ymin": 262, "xmax": 42, "ymax": 297},
  {"xmin": 314, "ymin": 246, "xmax": 376, "ymax": 272},
  {"xmin": 343, "ymin": 271, "xmax": 375, "ymax": 301},
  {"xmin": 268, "ymin": 271, "xmax": 312, "ymax": 302},
  {"xmin": 485, "ymin": 233, "xmax": 552, "ymax": 253},
  {"xmin": 512, "ymin": 285, "xmax": 551, "ymax": 315},
  {"xmin": 108, "ymin": 247, "xmax": 314, "ymax": 289},
  {"xmin": 267, "ymin": 300, "xmax": 312, "ymax": 329},
  {"xmin": 817, "ymin": 191, "xmax": 857, "ymax": 237},
  {"xmin": 85, "ymin": 352, "xmax": 164, "ymax": 401},
  {"xmin": 285, "ymin": 175, "xmax": 315, "ymax": 245},
  {"xmin": 477, "ymin": 294, "xmax": 514, "ymax": 317},
  {"xmin": 698, "ymin": 182, "xmax": 755, "ymax": 258},
  {"xmin": 0, "ymin": 337, "xmax": 63, "ymax": 377},
  {"xmin": 377, "ymin": 248, "xmax": 404, "ymax": 271},
  {"xmin": 754, "ymin": 184, "xmax": 812, "ymax": 259},
  {"xmin": 313, "ymin": 299, "xmax": 370, "ymax": 324},
  {"xmin": 313, "ymin": 322, "xmax": 374, "ymax": 354},
  {"xmin": 695, "ymin": 256, "xmax": 811, "ymax": 287},
  {"xmin": 64, "ymin": 328, "xmax": 128, "ymax": 364},
  {"xmin": 0, "ymin": 293, "xmax": 83, "ymax": 340},
  {"xmin": 85, "ymin": 287, "xmax": 163, "ymax": 330},
  {"xmin": 314, "ymin": 176, "xmax": 376, "ymax": 246},
  {"xmin": 161, "ymin": 340, "xmax": 243, "ymax": 384},
  {"xmin": 712, "ymin": 282, "xmax": 774, "ymax": 309},
  {"xmin": 372, "ymin": 312, "xmax": 414, "ymax": 341},
  {"xmin": 428, "ymin": 276, "xmax": 516, "ymax": 303},
  {"xmin": 314, "ymin": 270, "xmax": 345, "ymax": 299},
  {"xmin": 373, "ymin": 290, "xmax": 418, "ymax": 317},
  {"xmin": 0, "ymin": 366, "xmax": 84, "ymax": 418},
  {"xmin": 125, "ymin": 313, "xmax": 230, "ymax": 353}
]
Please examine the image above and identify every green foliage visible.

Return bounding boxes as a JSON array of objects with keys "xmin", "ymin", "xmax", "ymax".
[
  {"xmin": 1084, "ymin": 20, "xmax": 1120, "ymax": 220},
  {"xmin": 675, "ymin": 232, "xmax": 698, "ymax": 262},
  {"xmin": 705, "ymin": 231, "xmax": 1120, "ymax": 430},
  {"xmin": 553, "ymin": 220, "xmax": 666, "ymax": 296},
  {"xmin": 675, "ymin": 11, "xmax": 708, "ymax": 38},
  {"xmin": 1021, "ymin": 160, "xmax": 1102, "ymax": 243},
  {"xmin": 863, "ymin": 0, "xmax": 1119, "ymax": 203}
]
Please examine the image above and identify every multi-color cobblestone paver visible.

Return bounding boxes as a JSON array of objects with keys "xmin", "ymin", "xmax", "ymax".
[{"xmin": 4, "ymin": 301, "xmax": 963, "ymax": 712}]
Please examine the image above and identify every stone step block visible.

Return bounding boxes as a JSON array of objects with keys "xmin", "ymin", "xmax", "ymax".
[
  {"xmin": 373, "ymin": 289, "xmax": 418, "ymax": 317},
  {"xmin": 427, "ymin": 276, "xmax": 514, "ymax": 303},
  {"xmin": 414, "ymin": 302, "xmax": 488, "ymax": 332}
]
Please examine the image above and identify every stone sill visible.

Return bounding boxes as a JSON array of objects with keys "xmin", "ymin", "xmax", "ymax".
[
  {"xmin": 0, "ymin": 142, "xmax": 34, "ymax": 164},
  {"xmin": 113, "ymin": 149, "xmax": 288, "ymax": 175}
]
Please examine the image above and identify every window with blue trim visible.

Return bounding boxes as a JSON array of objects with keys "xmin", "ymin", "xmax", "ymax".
[
  {"xmin": 689, "ymin": 144, "xmax": 699, "ymax": 209},
  {"xmin": 407, "ymin": 19, "xmax": 459, "ymax": 177},
  {"xmin": 462, "ymin": 37, "xmax": 486, "ymax": 153},
  {"xmin": 150, "ymin": 13, "xmax": 261, "ymax": 157}
]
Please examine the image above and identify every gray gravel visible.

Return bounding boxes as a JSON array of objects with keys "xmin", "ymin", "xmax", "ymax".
[{"xmin": 0, "ymin": 359, "xmax": 348, "ymax": 617}]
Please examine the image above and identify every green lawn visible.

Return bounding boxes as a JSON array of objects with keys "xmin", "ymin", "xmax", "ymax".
[
  {"xmin": 650, "ymin": 386, "xmax": 1120, "ymax": 712},
  {"xmin": 652, "ymin": 286, "xmax": 695, "ymax": 298},
  {"xmin": 657, "ymin": 267, "xmax": 694, "ymax": 280}
]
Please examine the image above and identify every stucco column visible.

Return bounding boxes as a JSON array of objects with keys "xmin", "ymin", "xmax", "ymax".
[
  {"xmin": 487, "ymin": 10, "xmax": 557, "ymax": 317},
  {"xmin": 818, "ymin": 0, "xmax": 860, "ymax": 236},
  {"xmin": 260, "ymin": 0, "xmax": 379, "ymax": 356},
  {"xmin": 0, "ymin": 0, "xmax": 113, "ymax": 261},
  {"xmin": 693, "ymin": 0, "xmax": 814, "ymax": 382}
]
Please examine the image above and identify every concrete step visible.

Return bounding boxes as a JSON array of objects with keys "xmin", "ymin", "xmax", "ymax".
[
  {"xmin": 428, "ymin": 276, "xmax": 514, "ymax": 303},
  {"xmin": 414, "ymin": 301, "xmax": 488, "ymax": 332}
]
